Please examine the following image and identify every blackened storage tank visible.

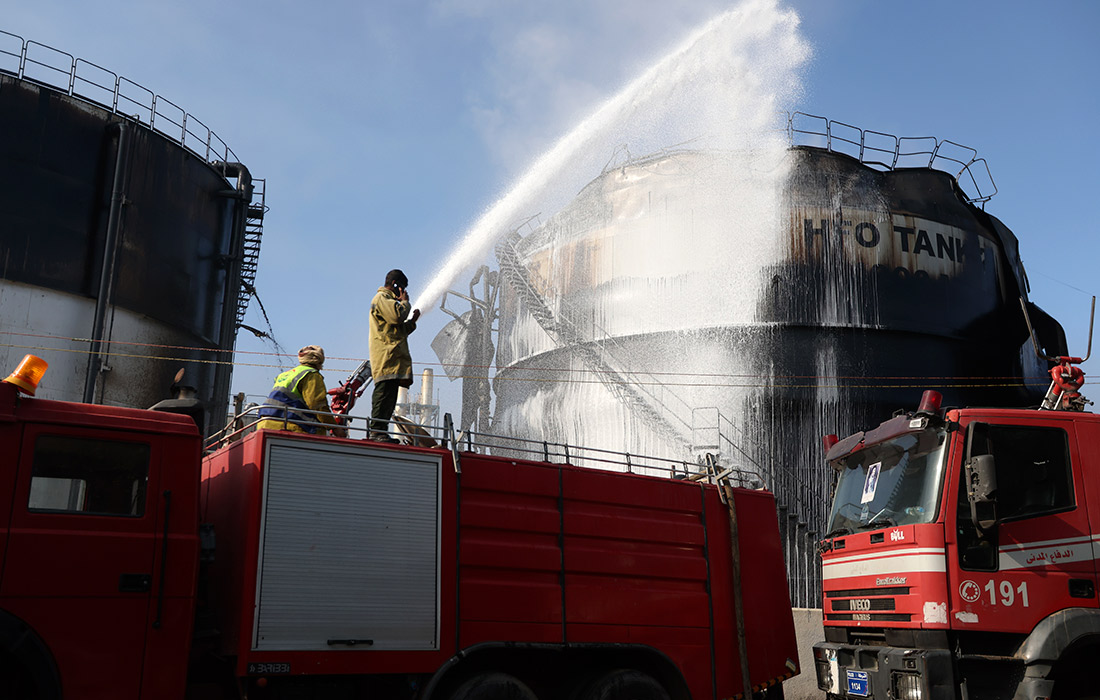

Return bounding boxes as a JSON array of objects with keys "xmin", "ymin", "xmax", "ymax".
[
  {"xmin": 488, "ymin": 120, "xmax": 1065, "ymax": 605},
  {"xmin": 0, "ymin": 36, "xmax": 263, "ymax": 431}
]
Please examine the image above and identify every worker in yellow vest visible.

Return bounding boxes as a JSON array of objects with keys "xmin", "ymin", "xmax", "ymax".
[{"xmin": 256, "ymin": 345, "xmax": 346, "ymax": 437}]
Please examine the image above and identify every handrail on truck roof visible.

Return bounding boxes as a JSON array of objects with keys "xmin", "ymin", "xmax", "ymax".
[{"xmin": 206, "ymin": 405, "xmax": 760, "ymax": 489}]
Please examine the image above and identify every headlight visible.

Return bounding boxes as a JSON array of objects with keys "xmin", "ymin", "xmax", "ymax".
[
  {"xmin": 892, "ymin": 671, "xmax": 923, "ymax": 700},
  {"xmin": 812, "ymin": 646, "xmax": 839, "ymax": 692},
  {"xmin": 814, "ymin": 660, "xmax": 833, "ymax": 689}
]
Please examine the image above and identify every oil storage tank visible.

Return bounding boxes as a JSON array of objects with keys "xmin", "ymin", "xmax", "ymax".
[
  {"xmin": 486, "ymin": 116, "xmax": 1066, "ymax": 605},
  {"xmin": 0, "ymin": 35, "xmax": 263, "ymax": 431}
]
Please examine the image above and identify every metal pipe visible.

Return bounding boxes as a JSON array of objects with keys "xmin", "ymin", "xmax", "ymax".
[
  {"xmin": 84, "ymin": 120, "xmax": 131, "ymax": 404},
  {"xmin": 209, "ymin": 160, "xmax": 254, "ymax": 433},
  {"xmin": 1082, "ymin": 296, "xmax": 1095, "ymax": 363},
  {"xmin": 721, "ymin": 481, "xmax": 753, "ymax": 699},
  {"xmin": 419, "ymin": 368, "xmax": 434, "ymax": 407}
]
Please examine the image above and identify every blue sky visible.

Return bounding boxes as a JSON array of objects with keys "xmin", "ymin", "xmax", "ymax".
[{"xmin": 6, "ymin": 0, "xmax": 1099, "ymax": 414}]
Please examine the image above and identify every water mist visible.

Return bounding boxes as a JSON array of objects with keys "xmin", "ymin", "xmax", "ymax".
[
  {"xmin": 414, "ymin": 0, "xmax": 810, "ymax": 314},
  {"xmin": 423, "ymin": 0, "xmax": 826, "ymax": 603}
]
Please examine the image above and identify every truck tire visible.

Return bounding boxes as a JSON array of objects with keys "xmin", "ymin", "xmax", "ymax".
[
  {"xmin": 1054, "ymin": 667, "xmax": 1100, "ymax": 699},
  {"xmin": 578, "ymin": 669, "xmax": 671, "ymax": 700},
  {"xmin": 754, "ymin": 684, "xmax": 784, "ymax": 700},
  {"xmin": 1054, "ymin": 683, "xmax": 1099, "ymax": 700},
  {"xmin": 449, "ymin": 672, "xmax": 539, "ymax": 700},
  {"xmin": 0, "ymin": 653, "xmax": 39, "ymax": 700}
]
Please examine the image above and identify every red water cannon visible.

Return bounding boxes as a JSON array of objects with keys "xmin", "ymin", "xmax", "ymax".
[
  {"xmin": 328, "ymin": 360, "xmax": 372, "ymax": 422},
  {"xmin": 1020, "ymin": 297, "xmax": 1094, "ymax": 412},
  {"xmin": 1046, "ymin": 356, "xmax": 1088, "ymax": 411}
]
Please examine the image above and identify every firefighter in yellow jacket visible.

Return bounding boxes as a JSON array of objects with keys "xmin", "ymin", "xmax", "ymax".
[
  {"xmin": 369, "ymin": 269, "xmax": 420, "ymax": 442},
  {"xmin": 256, "ymin": 345, "xmax": 346, "ymax": 436}
]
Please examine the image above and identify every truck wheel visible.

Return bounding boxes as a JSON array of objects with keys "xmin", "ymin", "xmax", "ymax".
[
  {"xmin": 578, "ymin": 669, "xmax": 670, "ymax": 700},
  {"xmin": 754, "ymin": 685, "xmax": 784, "ymax": 700},
  {"xmin": 1055, "ymin": 672, "xmax": 1100, "ymax": 700},
  {"xmin": 0, "ymin": 654, "xmax": 39, "ymax": 700},
  {"xmin": 1057, "ymin": 689, "xmax": 1099, "ymax": 700},
  {"xmin": 449, "ymin": 672, "xmax": 538, "ymax": 700}
]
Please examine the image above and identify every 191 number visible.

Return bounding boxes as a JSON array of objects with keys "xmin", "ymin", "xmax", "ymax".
[{"xmin": 984, "ymin": 580, "xmax": 1029, "ymax": 607}]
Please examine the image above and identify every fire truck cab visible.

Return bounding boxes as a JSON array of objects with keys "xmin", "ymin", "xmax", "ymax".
[
  {"xmin": 813, "ymin": 391, "xmax": 1100, "ymax": 699},
  {"xmin": 0, "ymin": 380, "xmax": 202, "ymax": 699}
]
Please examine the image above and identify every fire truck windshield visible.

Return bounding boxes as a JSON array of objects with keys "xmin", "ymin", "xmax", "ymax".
[{"xmin": 826, "ymin": 428, "xmax": 948, "ymax": 534}]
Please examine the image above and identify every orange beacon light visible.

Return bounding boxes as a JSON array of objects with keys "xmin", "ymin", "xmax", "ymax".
[{"xmin": 4, "ymin": 354, "xmax": 49, "ymax": 396}]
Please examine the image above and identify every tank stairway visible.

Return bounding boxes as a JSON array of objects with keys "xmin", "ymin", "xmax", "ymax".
[
  {"xmin": 495, "ymin": 232, "xmax": 692, "ymax": 453},
  {"xmin": 236, "ymin": 178, "xmax": 266, "ymax": 328},
  {"xmin": 699, "ymin": 408, "xmax": 823, "ymax": 607}
]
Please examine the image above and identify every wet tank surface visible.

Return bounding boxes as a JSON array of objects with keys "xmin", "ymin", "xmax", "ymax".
[
  {"xmin": 479, "ymin": 143, "xmax": 1063, "ymax": 606},
  {"xmin": 0, "ymin": 39, "xmax": 263, "ymax": 428}
]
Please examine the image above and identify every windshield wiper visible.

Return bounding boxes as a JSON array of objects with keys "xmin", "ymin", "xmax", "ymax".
[{"xmin": 858, "ymin": 516, "xmax": 896, "ymax": 531}]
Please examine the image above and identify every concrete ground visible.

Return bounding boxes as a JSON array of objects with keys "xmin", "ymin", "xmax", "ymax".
[{"xmin": 784, "ymin": 608, "xmax": 823, "ymax": 700}]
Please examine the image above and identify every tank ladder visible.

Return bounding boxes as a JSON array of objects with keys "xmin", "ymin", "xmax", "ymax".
[
  {"xmin": 236, "ymin": 178, "xmax": 266, "ymax": 328},
  {"xmin": 494, "ymin": 231, "xmax": 692, "ymax": 452}
]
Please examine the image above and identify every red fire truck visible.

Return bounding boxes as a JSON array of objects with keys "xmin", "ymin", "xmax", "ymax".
[
  {"xmin": 812, "ymin": 352, "xmax": 1100, "ymax": 699},
  {"xmin": 0, "ymin": 356, "xmax": 799, "ymax": 700}
]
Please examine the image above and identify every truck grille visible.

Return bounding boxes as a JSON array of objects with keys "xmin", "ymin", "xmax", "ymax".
[
  {"xmin": 826, "ymin": 586, "xmax": 909, "ymax": 597},
  {"xmin": 831, "ymin": 598, "xmax": 896, "ymax": 611},
  {"xmin": 825, "ymin": 586, "xmax": 908, "ymax": 622},
  {"xmin": 826, "ymin": 613, "xmax": 911, "ymax": 622}
]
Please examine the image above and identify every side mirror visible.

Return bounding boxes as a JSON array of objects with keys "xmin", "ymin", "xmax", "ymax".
[{"xmin": 965, "ymin": 454, "xmax": 998, "ymax": 533}]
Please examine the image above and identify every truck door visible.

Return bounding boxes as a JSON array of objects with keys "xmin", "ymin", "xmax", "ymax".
[
  {"xmin": 0, "ymin": 425, "xmax": 162, "ymax": 700},
  {"xmin": 0, "ymin": 416, "xmax": 20, "ymax": 586},
  {"xmin": 949, "ymin": 418, "xmax": 1094, "ymax": 634}
]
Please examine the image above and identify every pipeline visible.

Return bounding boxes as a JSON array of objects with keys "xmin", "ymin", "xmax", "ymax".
[{"xmin": 83, "ymin": 121, "xmax": 132, "ymax": 404}]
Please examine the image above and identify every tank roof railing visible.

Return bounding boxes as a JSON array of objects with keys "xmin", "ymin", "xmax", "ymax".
[
  {"xmin": 787, "ymin": 111, "xmax": 998, "ymax": 205},
  {"xmin": 0, "ymin": 30, "xmax": 240, "ymax": 171},
  {"xmin": 593, "ymin": 111, "xmax": 998, "ymax": 205},
  {"xmin": 207, "ymin": 404, "xmax": 760, "ymax": 489}
]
